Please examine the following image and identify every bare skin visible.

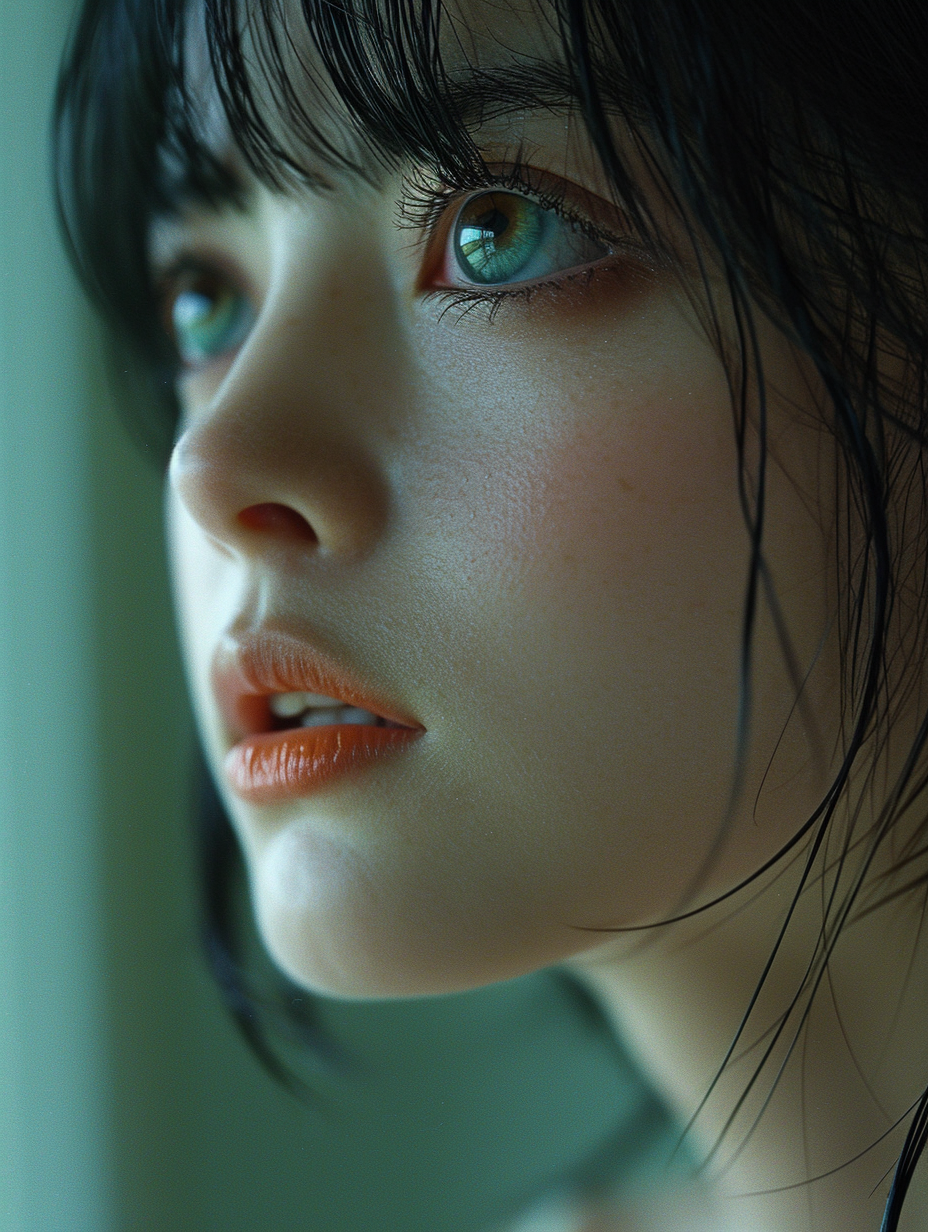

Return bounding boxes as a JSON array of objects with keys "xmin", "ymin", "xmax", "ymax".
[{"xmin": 160, "ymin": 5, "xmax": 928, "ymax": 1226}]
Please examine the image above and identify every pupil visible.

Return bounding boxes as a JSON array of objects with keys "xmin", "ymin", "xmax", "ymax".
[
  {"xmin": 474, "ymin": 207, "xmax": 509, "ymax": 242},
  {"xmin": 455, "ymin": 193, "xmax": 543, "ymax": 285}
]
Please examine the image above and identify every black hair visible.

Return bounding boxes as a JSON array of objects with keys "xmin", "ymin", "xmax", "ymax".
[{"xmin": 54, "ymin": 0, "xmax": 928, "ymax": 1226}]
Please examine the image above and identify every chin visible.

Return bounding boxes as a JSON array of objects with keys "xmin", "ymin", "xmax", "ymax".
[
  {"xmin": 248, "ymin": 856, "xmax": 562, "ymax": 1002},
  {"xmin": 253, "ymin": 903, "xmax": 507, "ymax": 1001}
]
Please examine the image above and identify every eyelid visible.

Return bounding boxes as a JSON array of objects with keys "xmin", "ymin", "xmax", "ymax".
[
  {"xmin": 154, "ymin": 247, "xmax": 259, "ymax": 368},
  {"xmin": 485, "ymin": 165, "xmax": 636, "ymax": 242},
  {"xmin": 153, "ymin": 243, "xmax": 256, "ymax": 303},
  {"xmin": 408, "ymin": 164, "xmax": 648, "ymax": 296},
  {"xmin": 406, "ymin": 160, "xmax": 634, "ymax": 234}
]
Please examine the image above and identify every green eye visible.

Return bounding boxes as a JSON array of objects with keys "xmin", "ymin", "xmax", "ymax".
[
  {"xmin": 455, "ymin": 193, "xmax": 545, "ymax": 284},
  {"xmin": 168, "ymin": 269, "xmax": 255, "ymax": 368},
  {"xmin": 452, "ymin": 191, "xmax": 611, "ymax": 287}
]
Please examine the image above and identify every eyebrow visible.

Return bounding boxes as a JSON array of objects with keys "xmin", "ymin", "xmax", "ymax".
[{"xmin": 154, "ymin": 55, "xmax": 585, "ymax": 223}]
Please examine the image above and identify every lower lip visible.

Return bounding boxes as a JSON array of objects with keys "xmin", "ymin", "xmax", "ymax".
[{"xmin": 224, "ymin": 724, "xmax": 420, "ymax": 803}]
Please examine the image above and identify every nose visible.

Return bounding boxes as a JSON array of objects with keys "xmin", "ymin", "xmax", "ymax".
[{"xmin": 168, "ymin": 281, "xmax": 392, "ymax": 561}]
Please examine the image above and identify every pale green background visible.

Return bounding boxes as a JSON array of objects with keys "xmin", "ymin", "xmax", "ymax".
[{"xmin": 0, "ymin": 3, "xmax": 673, "ymax": 1228}]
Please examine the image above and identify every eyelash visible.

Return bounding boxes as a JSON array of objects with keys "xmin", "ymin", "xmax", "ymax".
[
  {"xmin": 156, "ymin": 159, "xmax": 640, "ymax": 368},
  {"xmin": 398, "ymin": 157, "xmax": 638, "ymax": 319}
]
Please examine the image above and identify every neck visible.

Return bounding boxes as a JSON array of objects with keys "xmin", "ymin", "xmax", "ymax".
[{"xmin": 568, "ymin": 854, "xmax": 928, "ymax": 1232}]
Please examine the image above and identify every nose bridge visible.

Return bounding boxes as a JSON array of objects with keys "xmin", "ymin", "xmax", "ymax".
[{"xmin": 169, "ymin": 227, "xmax": 398, "ymax": 558}]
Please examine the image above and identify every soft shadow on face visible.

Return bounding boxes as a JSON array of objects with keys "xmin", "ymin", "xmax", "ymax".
[{"xmin": 163, "ymin": 0, "xmax": 841, "ymax": 1001}]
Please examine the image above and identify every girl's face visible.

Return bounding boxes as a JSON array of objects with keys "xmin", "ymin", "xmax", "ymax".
[{"xmin": 162, "ymin": 14, "xmax": 841, "ymax": 997}]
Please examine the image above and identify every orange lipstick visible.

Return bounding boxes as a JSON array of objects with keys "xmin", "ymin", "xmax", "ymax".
[
  {"xmin": 213, "ymin": 631, "xmax": 422, "ymax": 804},
  {"xmin": 225, "ymin": 724, "xmax": 418, "ymax": 804}
]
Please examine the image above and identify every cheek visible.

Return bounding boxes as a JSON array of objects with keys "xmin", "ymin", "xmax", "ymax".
[
  {"xmin": 414, "ymin": 280, "xmax": 744, "ymax": 609},
  {"xmin": 404, "ymin": 299, "xmax": 831, "ymax": 928},
  {"xmin": 416, "ymin": 296, "xmax": 747, "ymax": 696},
  {"xmin": 515, "ymin": 388, "xmax": 743, "ymax": 622},
  {"xmin": 400, "ymin": 315, "xmax": 754, "ymax": 921}
]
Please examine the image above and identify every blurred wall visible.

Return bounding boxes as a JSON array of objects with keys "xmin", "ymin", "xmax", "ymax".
[
  {"xmin": 0, "ymin": 1, "xmax": 113, "ymax": 1227},
  {"xmin": 0, "ymin": 4, "xmax": 672, "ymax": 1230}
]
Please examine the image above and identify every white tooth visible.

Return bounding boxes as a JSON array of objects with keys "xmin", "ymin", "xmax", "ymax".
[
  {"xmin": 300, "ymin": 707, "xmax": 344, "ymax": 727},
  {"xmin": 270, "ymin": 691, "xmax": 341, "ymax": 718},
  {"xmin": 300, "ymin": 706, "xmax": 378, "ymax": 727}
]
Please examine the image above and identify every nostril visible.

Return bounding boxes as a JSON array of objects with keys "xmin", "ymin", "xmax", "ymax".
[{"xmin": 237, "ymin": 502, "xmax": 319, "ymax": 543}]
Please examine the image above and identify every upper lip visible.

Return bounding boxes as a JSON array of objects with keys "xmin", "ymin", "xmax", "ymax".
[{"xmin": 211, "ymin": 627, "xmax": 421, "ymax": 741}]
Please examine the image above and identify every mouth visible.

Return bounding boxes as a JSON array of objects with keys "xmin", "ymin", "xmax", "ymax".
[
  {"xmin": 213, "ymin": 631, "xmax": 423, "ymax": 804},
  {"xmin": 267, "ymin": 691, "xmax": 406, "ymax": 731}
]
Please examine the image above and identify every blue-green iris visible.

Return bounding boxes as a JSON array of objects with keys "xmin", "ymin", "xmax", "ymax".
[
  {"xmin": 454, "ymin": 193, "xmax": 547, "ymax": 285},
  {"xmin": 171, "ymin": 272, "xmax": 254, "ymax": 367}
]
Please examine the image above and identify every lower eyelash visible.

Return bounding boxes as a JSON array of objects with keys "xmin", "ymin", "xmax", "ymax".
[
  {"xmin": 400, "ymin": 160, "xmax": 641, "ymax": 316},
  {"xmin": 427, "ymin": 264, "xmax": 617, "ymax": 325},
  {"xmin": 431, "ymin": 281, "xmax": 562, "ymax": 325}
]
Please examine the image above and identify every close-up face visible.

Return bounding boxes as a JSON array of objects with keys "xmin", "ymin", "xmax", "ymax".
[
  {"xmin": 160, "ymin": 0, "xmax": 843, "ymax": 1001},
  {"xmin": 51, "ymin": 0, "xmax": 928, "ymax": 1224}
]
